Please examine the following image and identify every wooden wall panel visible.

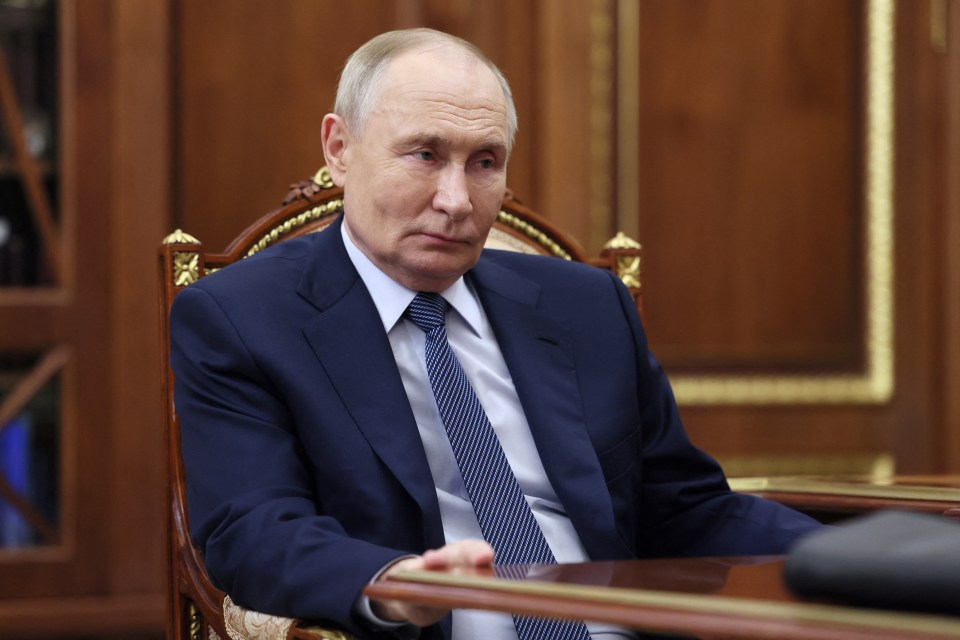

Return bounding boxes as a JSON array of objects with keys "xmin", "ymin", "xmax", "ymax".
[
  {"xmin": 177, "ymin": 0, "xmax": 396, "ymax": 250},
  {"xmin": 109, "ymin": 0, "xmax": 168, "ymax": 596},
  {"xmin": 615, "ymin": 0, "xmax": 960, "ymax": 476},
  {"xmin": 889, "ymin": 0, "xmax": 958, "ymax": 473},
  {"xmin": 635, "ymin": 0, "xmax": 862, "ymax": 372},
  {"xmin": 945, "ymin": 0, "xmax": 960, "ymax": 473},
  {"xmin": 606, "ymin": 0, "xmax": 887, "ymax": 472},
  {"xmin": 537, "ymin": 0, "xmax": 606, "ymax": 253}
]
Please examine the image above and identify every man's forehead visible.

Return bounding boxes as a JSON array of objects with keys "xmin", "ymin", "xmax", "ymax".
[
  {"xmin": 374, "ymin": 55, "xmax": 507, "ymax": 134},
  {"xmin": 382, "ymin": 46, "xmax": 499, "ymax": 98},
  {"xmin": 389, "ymin": 42, "xmax": 481, "ymax": 72}
]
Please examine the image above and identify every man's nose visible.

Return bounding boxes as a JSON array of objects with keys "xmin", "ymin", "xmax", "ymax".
[{"xmin": 433, "ymin": 166, "xmax": 473, "ymax": 220}]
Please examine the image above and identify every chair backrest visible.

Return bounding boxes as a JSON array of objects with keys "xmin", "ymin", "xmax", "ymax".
[{"xmin": 157, "ymin": 168, "xmax": 643, "ymax": 640}]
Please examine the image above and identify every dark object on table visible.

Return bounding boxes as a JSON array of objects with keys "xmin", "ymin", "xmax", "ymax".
[{"xmin": 784, "ymin": 510, "xmax": 960, "ymax": 614}]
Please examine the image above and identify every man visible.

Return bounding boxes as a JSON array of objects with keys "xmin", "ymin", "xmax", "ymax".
[{"xmin": 170, "ymin": 28, "xmax": 820, "ymax": 640}]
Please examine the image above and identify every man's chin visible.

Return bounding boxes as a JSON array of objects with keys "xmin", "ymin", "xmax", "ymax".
[{"xmin": 399, "ymin": 258, "xmax": 479, "ymax": 291}]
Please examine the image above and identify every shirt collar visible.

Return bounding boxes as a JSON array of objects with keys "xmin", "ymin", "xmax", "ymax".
[{"xmin": 340, "ymin": 221, "xmax": 484, "ymax": 336}]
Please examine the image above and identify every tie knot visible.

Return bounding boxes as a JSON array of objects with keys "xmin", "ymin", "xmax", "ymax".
[{"xmin": 405, "ymin": 292, "xmax": 448, "ymax": 333}]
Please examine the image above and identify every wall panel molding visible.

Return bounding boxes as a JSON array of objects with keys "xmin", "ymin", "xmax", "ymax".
[{"xmin": 627, "ymin": 0, "xmax": 897, "ymax": 406}]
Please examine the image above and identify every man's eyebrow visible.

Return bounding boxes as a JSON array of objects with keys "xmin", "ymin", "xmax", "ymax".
[
  {"xmin": 398, "ymin": 134, "xmax": 444, "ymax": 149},
  {"xmin": 480, "ymin": 141, "xmax": 509, "ymax": 156},
  {"xmin": 397, "ymin": 134, "xmax": 508, "ymax": 155}
]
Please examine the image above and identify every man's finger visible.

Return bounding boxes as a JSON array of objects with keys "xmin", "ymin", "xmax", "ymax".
[{"xmin": 421, "ymin": 539, "xmax": 494, "ymax": 569}]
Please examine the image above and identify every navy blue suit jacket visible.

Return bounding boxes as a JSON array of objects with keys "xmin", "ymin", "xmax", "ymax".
[{"xmin": 170, "ymin": 216, "xmax": 820, "ymax": 638}]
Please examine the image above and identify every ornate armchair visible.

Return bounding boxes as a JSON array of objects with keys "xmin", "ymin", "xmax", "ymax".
[{"xmin": 157, "ymin": 168, "xmax": 643, "ymax": 640}]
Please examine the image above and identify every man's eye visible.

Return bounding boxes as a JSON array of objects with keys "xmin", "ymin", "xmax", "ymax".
[
  {"xmin": 414, "ymin": 150, "xmax": 434, "ymax": 161},
  {"xmin": 477, "ymin": 158, "xmax": 495, "ymax": 169}
]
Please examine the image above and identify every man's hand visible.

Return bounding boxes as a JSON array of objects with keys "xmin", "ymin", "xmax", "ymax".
[{"xmin": 370, "ymin": 539, "xmax": 494, "ymax": 627}]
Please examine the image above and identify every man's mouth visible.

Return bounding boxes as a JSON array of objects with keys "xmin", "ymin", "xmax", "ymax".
[{"xmin": 419, "ymin": 231, "xmax": 467, "ymax": 244}]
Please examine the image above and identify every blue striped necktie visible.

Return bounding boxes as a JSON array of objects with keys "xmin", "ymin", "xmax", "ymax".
[{"xmin": 405, "ymin": 292, "xmax": 591, "ymax": 640}]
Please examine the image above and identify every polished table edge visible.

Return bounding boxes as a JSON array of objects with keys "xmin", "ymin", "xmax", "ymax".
[
  {"xmin": 366, "ymin": 566, "xmax": 960, "ymax": 639},
  {"xmin": 729, "ymin": 476, "xmax": 960, "ymax": 502}
]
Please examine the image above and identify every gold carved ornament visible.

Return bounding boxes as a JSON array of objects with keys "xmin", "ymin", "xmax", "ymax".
[
  {"xmin": 173, "ymin": 252, "xmax": 201, "ymax": 286},
  {"xmin": 313, "ymin": 166, "xmax": 335, "ymax": 188},
  {"xmin": 244, "ymin": 200, "xmax": 344, "ymax": 258},
  {"xmin": 163, "ymin": 229, "xmax": 202, "ymax": 287},
  {"xmin": 188, "ymin": 602, "xmax": 203, "ymax": 640},
  {"xmin": 495, "ymin": 210, "xmax": 573, "ymax": 260},
  {"xmin": 603, "ymin": 231, "xmax": 642, "ymax": 290},
  {"xmin": 164, "ymin": 229, "xmax": 201, "ymax": 245}
]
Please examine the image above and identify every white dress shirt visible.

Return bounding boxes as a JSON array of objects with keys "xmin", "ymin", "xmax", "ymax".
[{"xmin": 342, "ymin": 224, "xmax": 634, "ymax": 639}]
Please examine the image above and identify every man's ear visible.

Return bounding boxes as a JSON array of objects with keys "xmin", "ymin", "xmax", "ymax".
[{"xmin": 321, "ymin": 113, "xmax": 349, "ymax": 187}]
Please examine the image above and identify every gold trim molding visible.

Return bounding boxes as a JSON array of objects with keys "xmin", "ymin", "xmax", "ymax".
[
  {"xmin": 244, "ymin": 199, "xmax": 343, "ymax": 257},
  {"xmin": 656, "ymin": 0, "xmax": 896, "ymax": 405},
  {"xmin": 729, "ymin": 474, "xmax": 960, "ymax": 502},
  {"xmin": 616, "ymin": 0, "xmax": 641, "ymax": 241},
  {"xmin": 720, "ymin": 452, "xmax": 895, "ymax": 480},
  {"xmin": 495, "ymin": 211, "xmax": 573, "ymax": 260},
  {"xmin": 590, "ymin": 0, "xmax": 614, "ymax": 252}
]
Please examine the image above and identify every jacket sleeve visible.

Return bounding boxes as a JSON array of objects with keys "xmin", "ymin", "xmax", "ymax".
[
  {"xmin": 170, "ymin": 284, "xmax": 410, "ymax": 635},
  {"xmin": 606, "ymin": 272, "xmax": 823, "ymax": 557}
]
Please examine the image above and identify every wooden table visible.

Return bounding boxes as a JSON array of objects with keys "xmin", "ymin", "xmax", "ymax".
[
  {"xmin": 365, "ymin": 556, "xmax": 960, "ymax": 639},
  {"xmin": 729, "ymin": 475, "xmax": 960, "ymax": 520}
]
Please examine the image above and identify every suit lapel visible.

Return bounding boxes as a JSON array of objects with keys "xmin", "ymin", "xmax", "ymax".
[
  {"xmin": 296, "ymin": 219, "xmax": 444, "ymax": 549},
  {"xmin": 291, "ymin": 225, "xmax": 623, "ymax": 560},
  {"xmin": 470, "ymin": 256, "xmax": 625, "ymax": 558}
]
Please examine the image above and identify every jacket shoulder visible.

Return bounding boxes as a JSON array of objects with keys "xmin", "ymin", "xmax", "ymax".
[
  {"xmin": 189, "ymin": 234, "xmax": 320, "ymax": 295},
  {"xmin": 478, "ymin": 249, "xmax": 621, "ymax": 295}
]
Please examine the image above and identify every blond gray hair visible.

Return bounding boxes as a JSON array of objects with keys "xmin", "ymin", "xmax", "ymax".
[{"xmin": 334, "ymin": 28, "xmax": 518, "ymax": 152}]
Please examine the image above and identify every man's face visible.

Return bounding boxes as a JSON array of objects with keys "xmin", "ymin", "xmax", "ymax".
[{"xmin": 325, "ymin": 46, "xmax": 510, "ymax": 292}]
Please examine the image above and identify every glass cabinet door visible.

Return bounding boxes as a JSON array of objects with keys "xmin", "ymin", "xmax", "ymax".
[{"xmin": 0, "ymin": 0, "xmax": 62, "ymax": 554}]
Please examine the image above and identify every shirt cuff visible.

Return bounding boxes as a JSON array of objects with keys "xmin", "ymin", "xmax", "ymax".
[{"xmin": 354, "ymin": 554, "xmax": 420, "ymax": 630}]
